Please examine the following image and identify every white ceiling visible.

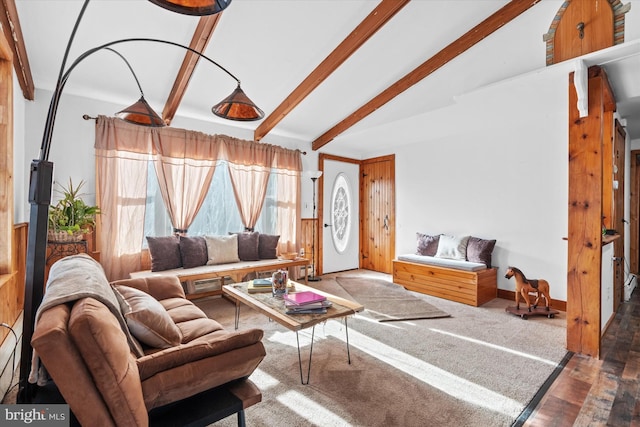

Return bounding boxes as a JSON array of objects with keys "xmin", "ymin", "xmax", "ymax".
[{"xmin": 13, "ymin": 0, "xmax": 640, "ymax": 155}]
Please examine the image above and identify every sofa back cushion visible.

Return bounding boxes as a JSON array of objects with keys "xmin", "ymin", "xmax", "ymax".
[
  {"xmin": 31, "ymin": 304, "xmax": 116, "ymax": 427},
  {"xmin": 69, "ymin": 298, "xmax": 148, "ymax": 426},
  {"xmin": 112, "ymin": 285, "xmax": 183, "ymax": 349}
]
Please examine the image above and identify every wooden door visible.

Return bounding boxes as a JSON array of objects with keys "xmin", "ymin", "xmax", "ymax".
[
  {"xmin": 360, "ymin": 155, "xmax": 395, "ymax": 274},
  {"xmin": 612, "ymin": 120, "xmax": 626, "ymax": 310}
]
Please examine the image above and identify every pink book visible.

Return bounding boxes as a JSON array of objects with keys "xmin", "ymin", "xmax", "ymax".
[{"xmin": 283, "ymin": 291, "xmax": 326, "ymax": 306}]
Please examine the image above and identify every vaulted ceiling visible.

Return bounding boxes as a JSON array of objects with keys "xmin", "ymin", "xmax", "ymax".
[{"xmin": 5, "ymin": 0, "xmax": 640, "ymax": 156}]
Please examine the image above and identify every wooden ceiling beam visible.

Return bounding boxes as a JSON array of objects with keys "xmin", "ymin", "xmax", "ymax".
[
  {"xmin": 0, "ymin": 0, "xmax": 35, "ymax": 100},
  {"xmin": 254, "ymin": 0, "xmax": 410, "ymax": 142},
  {"xmin": 161, "ymin": 14, "xmax": 222, "ymax": 125},
  {"xmin": 312, "ymin": 0, "xmax": 542, "ymax": 151}
]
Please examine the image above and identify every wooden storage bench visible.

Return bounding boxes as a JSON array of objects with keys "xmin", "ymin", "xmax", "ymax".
[{"xmin": 393, "ymin": 259, "xmax": 498, "ymax": 307}]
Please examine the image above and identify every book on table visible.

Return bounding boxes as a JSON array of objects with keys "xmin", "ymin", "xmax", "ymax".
[{"xmin": 283, "ymin": 291, "xmax": 326, "ymax": 306}]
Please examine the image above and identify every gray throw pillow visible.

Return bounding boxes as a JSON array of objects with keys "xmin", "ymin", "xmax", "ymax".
[
  {"xmin": 258, "ymin": 234, "xmax": 280, "ymax": 259},
  {"xmin": 416, "ymin": 232, "xmax": 440, "ymax": 257},
  {"xmin": 232, "ymin": 231, "xmax": 260, "ymax": 261},
  {"xmin": 146, "ymin": 235, "xmax": 182, "ymax": 272},
  {"xmin": 466, "ymin": 237, "xmax": 497, "ymax": 268},
  {"xmin": 179, "ymin": 236, "xmax": 208, "ymax": 268}
]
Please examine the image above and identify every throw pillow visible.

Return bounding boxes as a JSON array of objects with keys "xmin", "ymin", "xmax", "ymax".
[
  {"xmin": 112, "ymin": 284, "xmax": 182, "ymax": 349},
  {"xmin": 205, "ymin": 235, "xmax": 240, "ymax": 265},
  {"xmin": 258, "ymin": 234, "xmax": 280, "ymax": 259},
  {"xmin": 230, "ymin": 231, "xmax": 260, "ymax": 261},
  {"xmin": 435, "ymin": 235, "xmax": 470, "ymax": 260},
  {"xmin": 466, "ymin": 236, "xmax": 497, "ymax": 268},
  {"xmin": 146, "ymin": 236, "xmax": 182, "ymax": 272},
  {"xmin": 416, "ymin": 232, "xmax": 440, "ymax": 256},
  {"xmin": 179, "ymin": 236, "xmax": 208, "ymax": 268}
]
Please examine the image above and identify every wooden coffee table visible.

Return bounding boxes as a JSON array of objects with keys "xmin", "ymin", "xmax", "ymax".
[{"xmin": 222, "ymin": 281, "xmax": 364, "ymax": 384}]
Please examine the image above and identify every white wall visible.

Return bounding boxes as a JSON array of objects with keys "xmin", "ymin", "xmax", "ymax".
[{"xmin": 388, "ymin": 64, "xmax": 571, "ymax": 301}]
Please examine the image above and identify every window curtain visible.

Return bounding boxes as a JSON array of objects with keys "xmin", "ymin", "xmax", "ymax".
[
  {"xmin": 151, "ymin": 127, "xmax": 220, "ymax": 235},
  {"xmin": 95, "ymin": 116, "xmax": 152, "ymax": 280},
  {"xmin": 222, "ymin": 136, "xmax": 275, "ymax": 231},
  {"xmin": 95, "ymin": 116, "xmax": 303, "ymax": 281}
]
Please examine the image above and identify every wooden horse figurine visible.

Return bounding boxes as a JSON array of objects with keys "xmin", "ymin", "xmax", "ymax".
[{"xmin": 504, "ymin": 266, "xmax": 551, "ymax": 312}]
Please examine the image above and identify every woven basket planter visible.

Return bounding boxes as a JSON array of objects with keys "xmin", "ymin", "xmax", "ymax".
[{"xmin": 47, "ymin": 230, "xmax": 84, "ymax": 243}]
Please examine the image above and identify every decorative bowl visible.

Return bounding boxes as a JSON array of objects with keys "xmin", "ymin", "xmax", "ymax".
[{"xmin": 279, "ymin": 252, "xmax": 298, "ymax": 260}]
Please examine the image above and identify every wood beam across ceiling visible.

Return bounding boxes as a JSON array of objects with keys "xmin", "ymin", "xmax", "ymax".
[
  {"xmin": 162, "ymin": 14, "xmax": 222, "ymax": 125},
  {"xmin": 0, "ymin": 0, "xmax": 34, "ymax": 100},
  {"xmin": 311, "ymin": 0, "xmax": 542, "ymax": 151},
  {"xmin": 253, "ymin": 0, "xmax": 410, "ymax": 142}
]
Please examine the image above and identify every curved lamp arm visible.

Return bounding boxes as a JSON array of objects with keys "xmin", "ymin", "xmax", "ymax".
[{"xmin": 41, "ymin": 36, "xmax": 243, "ymax": 161}]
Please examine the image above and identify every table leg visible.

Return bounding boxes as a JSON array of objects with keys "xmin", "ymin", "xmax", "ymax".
[
  {"xmin": 296, "ymin": 326, "xmax": 315, "ymax": 385},
  {"xmin": 234, "ymin": 300, "xmax": 240, "ymax": 330},
  {"xmin": 344, "ymin": 317, "xmax": 351, "ymax": 365}
]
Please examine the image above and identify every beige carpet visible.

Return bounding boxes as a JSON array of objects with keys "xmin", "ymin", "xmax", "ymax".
[
  {"xmin": 200, "ymin": 271, "xmax": 567, "ymax": 427},
  {"xmin": 335, "ymin": 276, "xmax": 450, "ymax": 322}
]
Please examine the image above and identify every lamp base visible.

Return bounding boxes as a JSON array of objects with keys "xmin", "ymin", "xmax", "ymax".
[{"xmin": 307, "ymin": 275, "xmax": 322, "ymax": 282}]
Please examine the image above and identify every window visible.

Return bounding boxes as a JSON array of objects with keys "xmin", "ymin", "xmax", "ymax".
[{"xmin": 143, "ymin": 159, "xmax": 278, "ymax": 242}]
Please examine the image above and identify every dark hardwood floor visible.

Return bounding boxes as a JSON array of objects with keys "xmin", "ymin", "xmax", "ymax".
[{"xmin": 524, "ymin": 286, "xmax": 640, "ymax": 426}]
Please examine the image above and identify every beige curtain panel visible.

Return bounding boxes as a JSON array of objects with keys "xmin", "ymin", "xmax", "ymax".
[{"xmin": 94, "ymin": 115, "xmax": 302, "ymax": 280}]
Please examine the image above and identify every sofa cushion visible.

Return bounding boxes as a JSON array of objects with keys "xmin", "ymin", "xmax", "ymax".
[
  {"xmin": 68, "ymin": 298, "xmax": 148, "ymax": 426},
  {"xmin": 205, "ymin": 235, "xmax": 241, "ymax": 265},
  {"xmin": 258, "ymin": 234, "xmax": 280, "ymax": 259},
  {"xmin": 416, "ymin": 232, "xmax": 440, "ymax": 257},
  {"xmin": 113, "ymin": 284, "xmax": 183, "ymax": 349},
  {"xmin": 397, "ymin": 254, "xmax": 487, "ymax": 272},
  {"xmin": 161, "ymin": 297, "xmax": 225, "ymax": 343},
  {"xmin": 466, "ymin": 236, "xmax": 497, "ymax": 268},
  {"xmin": 234, "ymin": 231, "xmax": 260, "ymax": 261},
  {"xmin": 179, "ymin": 236, "xmax": 208, "ymax": 268},
  {"xmin": 147, "ymin": 235, "xmax": 182, "ymax": 271},
  {"xmin": 435, "ymin": 235, "xmax": 470, "ymax": 260}
]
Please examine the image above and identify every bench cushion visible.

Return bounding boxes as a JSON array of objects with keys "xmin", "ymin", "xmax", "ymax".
[{"xmin": 397, "ymin": 254, "xmax": 486, "ymax": 271}]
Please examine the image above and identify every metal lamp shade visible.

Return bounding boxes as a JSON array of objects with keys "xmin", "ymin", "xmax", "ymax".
[
  {"xmin": 148, "ymin": 0, "xmax": 232, "ymax": 16},
  {"xmin": 212, "ymin": 85, "xmax": 264, "ymax": 121},
  {"xmin": 115, "ymin": 97, "xmax": 166, "ymax": 127}
]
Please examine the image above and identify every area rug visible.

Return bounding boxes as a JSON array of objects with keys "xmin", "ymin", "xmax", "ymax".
[
  {"xmin": 335, "ymin": 276, "xmax": 450, "ymax": 322},
  {"xmin": 196, "ymin": 272, "xmax": 568, "ymax": 427}
]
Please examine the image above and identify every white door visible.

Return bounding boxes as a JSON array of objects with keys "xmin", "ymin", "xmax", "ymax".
[{"xmin": 322, "ymin": 160, "xmax": 359, "ymax": 273}]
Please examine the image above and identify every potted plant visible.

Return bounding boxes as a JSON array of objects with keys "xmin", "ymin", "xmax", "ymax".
[{"xmin": 48, "ymin": 178, "xmax": 101, "ymax": 242}]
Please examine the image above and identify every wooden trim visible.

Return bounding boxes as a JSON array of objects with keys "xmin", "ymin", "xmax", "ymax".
[
  {"xmin": 497, "ymin": 289, "xmax": 567, "ymax": 312},
  {"xmin": 567, "ymin": 66, "xmax": 610, "ymax": 358},
  {"xmin": 0, "ymin": 28, "xmax": 13, "ymax": 275},
  {"xmin": 1, "ymin": 224, "xmax": 27, "ymax": 346},
  {"xmin": 0, "ymin": 0, "xmax": 35, "ymax": 100},
  {"xmin": 630, "ymin": 150, "xmax": 640, "ymax": 275},
  {"xmin": 161, "ymin": 14, "xmax": 222, "ymax": 125},
  {"xmin": 253, "ymin": 0, "xmax": 410, "ymax": 141},
  {"xmin": 311, "ymin": 0, "xmax": 542, "ymax": 150}
]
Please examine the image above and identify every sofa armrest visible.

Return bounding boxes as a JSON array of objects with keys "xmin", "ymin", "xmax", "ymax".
[
  {"xmin": 111, "ymin": 276, "xmax": 186, "ymax": 300},
  {"xmin": 137, "ymin": 328, "xmax": 264, "ymax": 381}
]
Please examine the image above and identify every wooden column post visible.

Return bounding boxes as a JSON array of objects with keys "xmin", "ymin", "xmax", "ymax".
[{"xmin": 567, "ymin": 66, "xmax": 615, "ymax": 358}]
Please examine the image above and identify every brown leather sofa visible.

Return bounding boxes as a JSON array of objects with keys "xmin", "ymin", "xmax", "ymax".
[{"xmin": 30, "ymin": 254, "xmax": 266, "ymax": 426}]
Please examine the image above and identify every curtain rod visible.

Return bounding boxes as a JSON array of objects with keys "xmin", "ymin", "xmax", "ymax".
[{"xmin": 82, "ymin": 114, "xmax": 306, "ymax": 155}]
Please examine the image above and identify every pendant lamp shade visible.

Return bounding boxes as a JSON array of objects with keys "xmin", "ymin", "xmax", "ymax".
[
  {"xmin": 148, "ymin": 0, "xmax": 232, "ymax": 16},
  {"xmin": 116, "ymin": 96, "xmax": 166, "ymax": 127},
  {"xmin": 212, "ymin": 84, "xmax": 265, "ymax": 121}
]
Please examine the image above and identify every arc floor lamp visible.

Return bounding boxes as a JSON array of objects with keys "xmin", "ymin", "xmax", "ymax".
[{"xmin": 19, "ymin": 0, "xmax": 262, "ymax": 403}]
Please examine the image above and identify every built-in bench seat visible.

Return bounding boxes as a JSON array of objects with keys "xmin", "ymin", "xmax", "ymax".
[
  {"xmin": 131, "ymin": 257, "xmax": 309, "ymax": 300},
  {"xmin": 393, "ymin": 255, "xmax": 497, "ymax": 307}
]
